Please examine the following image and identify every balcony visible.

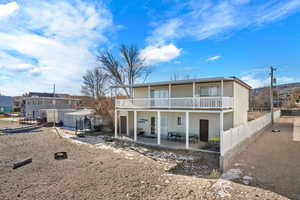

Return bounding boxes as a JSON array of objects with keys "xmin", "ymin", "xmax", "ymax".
[{"xmin": 116, "ymin": 97, "xmax": 233, "ymax": 109}]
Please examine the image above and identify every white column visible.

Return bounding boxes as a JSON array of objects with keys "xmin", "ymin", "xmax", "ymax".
[
  {"xmin": 193, "ymin": 82, "xmax": 196, "ymax": 108},
  {"xmin": 157, "ymin": 111, "xmax": 161, "ymax": 145},
  {"xmin": 185, "ymin": 112, "xmax": 189, "ymax": 149},
  {"xmin": 148, "ymin": 85, "xmax": 151, "ymax": 107},
  {"xmin": 168, "ymin": 84, "xmax": 171, "ymax": 108},
  {"xmin": 148, "ymin": 85, "xmax": 151, "ymax": 98},
  {"xmin": 220, "ymin": 111, "xmax": 224, "ymax": 155},
  {"xmin": 114, "ymin": 110, "xmax": 118, "ymax": 137},
  {"xmin": 221, "ymin": 80, "xmax": 224, "ymax": 109},
  {"xmin": 118, "ymin": 114, "xmax": 121, "ymax": 135},
  {"xmin": 134, "ymin": 111, "xmax": 137, "ymax": 141},
  {"xmin": 126, "ymin": 112, "xmax": 129, "ymax": 136}
]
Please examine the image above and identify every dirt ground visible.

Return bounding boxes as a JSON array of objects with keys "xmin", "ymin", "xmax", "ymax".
[
  {"xmin": 231, "ymin": 116, "xmax": 300, "ymax": 200},
  {"xmin": 0, "ymin": 123, "xmax": 290, "ymax": 199},
  {"xmin": 0, "ymin": 119, "xmax": 22, "ymax": 129}
]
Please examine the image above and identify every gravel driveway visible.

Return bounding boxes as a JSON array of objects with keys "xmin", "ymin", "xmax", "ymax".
[
  {"xmin": 231, "ymin": 116, "xmax": 300, "ymax": 200},
  {"xmin": 0, "ymin": 124, "xmax": 290, "ymax": 199}
]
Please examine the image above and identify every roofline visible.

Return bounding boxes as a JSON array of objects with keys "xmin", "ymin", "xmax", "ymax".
[
  {"xmin": 115, "ymin": 76, "xmax": 252, "ymax": 89},
  {"xmin": 23, "ymin": 97, "xmax": 81, "ymax": 101}
]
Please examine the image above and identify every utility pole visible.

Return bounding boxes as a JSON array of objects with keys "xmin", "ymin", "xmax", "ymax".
[
  {"xmin": 53, "ymin": 84, "xmax": 56, "ymax": 128},
  {"xmin": 270, "ymin": 66, "xmax": 276, "ymax": 125}
]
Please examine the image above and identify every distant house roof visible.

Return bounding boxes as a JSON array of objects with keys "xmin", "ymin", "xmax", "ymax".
[
  {"xmin": 0, "ymin": 96, "xmax": 13, "ymax": 107},
  {"xmin": 25, "ymin": 92, "xmax": 72, "ymax": 98},
  {"xmin": 116, "ymin": 76, "xmax": 252, "ymax": 89},
  {"xmin": 65, "ymin": 109, "xmax": 94, "ymax": 116}
]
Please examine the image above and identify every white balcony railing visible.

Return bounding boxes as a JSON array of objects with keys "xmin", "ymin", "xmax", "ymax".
[{"xmin": 116, "ymin": 97, "xmax": 233, "ymax": 109}]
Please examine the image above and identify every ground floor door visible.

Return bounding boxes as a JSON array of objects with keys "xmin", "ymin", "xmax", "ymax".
[
  {"xmin": 120, "ymin": 116, "xmax": 127, "ymax": 134},
  {"xmin": 151, "ymin": 117, "xmax": 155, "ymax": 135},
  {"xmin": 200, "ymin": 119, "xmax": 209, "ymax": 142}
]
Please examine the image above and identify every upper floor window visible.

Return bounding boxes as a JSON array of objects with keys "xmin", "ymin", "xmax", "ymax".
[
  {"xmin": 199, "ymin": 86, "xmax": 219, "ymax": 97},
  {"xmin": 150, "ymin": 89, "xmax": 169, "ymax": 98}
]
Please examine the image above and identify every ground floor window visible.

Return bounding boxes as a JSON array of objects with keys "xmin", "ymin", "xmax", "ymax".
[{"xmin": 177, "ymin": 116, "xmax": 182, "ymax": 126}]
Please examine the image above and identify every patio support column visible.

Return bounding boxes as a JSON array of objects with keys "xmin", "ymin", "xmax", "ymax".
[
  {"xmin": 148, "ymin": 85, "xmax": 151, "ymax": 107},
  {"xmin": 221, "ymin": 80, "xmax": 224, "ymax": 109},
  {"xmin": 126, "ymin": 112, "xmax": 129, "ymax": 136},
  {"xmin": 157, "ymin": 111, "xmax": 161, "ymax": 145},
  {"xmin": 148, "ymin": 85, "xmax": 151, "ymax": 98},
  {"xmin": 193, "ymin": 82, "xmax": 196, "ymax": 109},
  {"xmin": 220, "ymin": 111, "xmax": 224, "ymax": 155},
  {"xmin": 134, "ymin": 110, "xmax": 137, "ymax": 141},
  {"xmin": 114, "ymin": 110, "xmax": 118, "ymax": 137},
  {"xmin": 169, "ymin": 84, "xmax": 171, "ymax": 108},
  {"xmin": 185, "ymin": 112, "xmax": 189, "ymax": 149}
]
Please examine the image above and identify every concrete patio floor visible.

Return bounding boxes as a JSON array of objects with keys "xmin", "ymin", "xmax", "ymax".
[{"xmin": 117, "ymin": 135, "xmax": 209, "ymax": 151}]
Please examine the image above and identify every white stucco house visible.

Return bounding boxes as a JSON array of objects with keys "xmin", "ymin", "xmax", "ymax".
[{"xmin": 114, "ymin": 76, "xmax": 251, "ymax": 150}]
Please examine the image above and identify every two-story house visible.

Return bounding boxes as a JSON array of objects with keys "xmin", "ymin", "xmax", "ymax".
[
  {"xmin": 114, "ymin": 76, "xmax": 251, "ymax": 151},
  {"xmin": 22, "ymin": 97, "xmax": 80, "ymax": 119}
]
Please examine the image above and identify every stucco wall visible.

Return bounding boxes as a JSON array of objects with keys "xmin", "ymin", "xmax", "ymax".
[
  {"xmin": 133, "ymin": 81, "xmax": 235, "ymax": 98},
  {"xmin": 233, "ymin": 82, "xmax": 249, "ymax": 126},
  {"xmin": 127, "ymin": 111, "xmax": 233, "ymax": 139},
  {"xmin": 133, "ymin": 87, "xmax": 148, "ymax": 98},
  {"xmin": 171, "ymin": 84, "xmax": 193, "ymax": 97}
]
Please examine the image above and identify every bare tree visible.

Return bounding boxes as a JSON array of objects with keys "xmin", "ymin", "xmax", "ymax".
[
  {"xmin": 98, "ymin": 44, "xmax": 151, "ymax": 97},
  {"xmin": 81, "ymin": 67, "xmax": 109, "ymax": 98}
]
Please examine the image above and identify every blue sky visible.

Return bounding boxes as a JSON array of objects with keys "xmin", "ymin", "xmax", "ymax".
[{"xmin": 0, "ymin": 0, "xmax": 300, "ymax": 95}]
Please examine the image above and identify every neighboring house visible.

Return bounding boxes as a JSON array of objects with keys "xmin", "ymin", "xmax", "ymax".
[
  {"xmin": 0, "ymin": 96, "xmax": 13, "ymax": 113},
  {"xmin": 114, "ymin": 76, "xmax": 251, "ymax": 150},
  {"xmin": 22, "ymin": 97, "xmax": 81, "ymax": 119}
]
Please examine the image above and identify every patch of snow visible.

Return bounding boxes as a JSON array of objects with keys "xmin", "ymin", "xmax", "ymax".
[
  {"xmin": 221, "ymin": 168, "xmax": 242, "ymax": 180},
  {"xmin": 242, "ymin": 176, "xmax": 253, "ymax": 185},
  {"xmin": 211, "ymin": 168, "xmax": 242, "ymax": 198}
]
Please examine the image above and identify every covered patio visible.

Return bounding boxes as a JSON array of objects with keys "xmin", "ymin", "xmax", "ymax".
[{"xmin": 115, "ymin": 109, "xmax": 230, "ymax": 152}]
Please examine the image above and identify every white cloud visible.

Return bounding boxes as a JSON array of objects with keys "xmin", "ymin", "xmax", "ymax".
[
  {"xmin": 147, "ymin": 0, "xmax": 300, "ymax": 44},
  {"xmin": 147, "ymin": 19, "xmax": 182, "ymax": 45},
  {"xmin": 0, "ymin": 0, "xmax": 116, "ymax": 96},
  {"xmin": 241, "ymin": 75, "xmax": 269, "ymax": 88},
  {"xmin": 183, "ymin": 66, "xmax": 193, "ymax": 70},
  {"xmin": 277, "ymin": 76, "xmax": 296, "ymax": 84},
  {"xmin": 242, "ymin": 74, "xmax": 297, "ymax": 88},
  {"xmin": 0, "ymin": 2, "xmax": 19, "ymax": 18},
  {"xmin": 140, "ymin": 43, "xmax": 181, "ymax": 65},
  {"xmin": 207, "ymin": 55, "xmax": 221, "ymax": 61}
]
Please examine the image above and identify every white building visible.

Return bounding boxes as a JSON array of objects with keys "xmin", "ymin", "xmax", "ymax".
[{"xmin": 114, "ymin": 76, "xmax": 251, "ymax": 150}]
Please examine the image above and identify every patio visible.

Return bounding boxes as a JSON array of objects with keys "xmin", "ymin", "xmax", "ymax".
[{"xmin": 123, "ymin": 135, "xmax": 209, "ymax": 150}]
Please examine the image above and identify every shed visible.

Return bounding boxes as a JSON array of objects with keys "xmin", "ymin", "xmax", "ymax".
[{"xmin": 63, "ymin": 109, "xmax": 102, "ymax": 129}]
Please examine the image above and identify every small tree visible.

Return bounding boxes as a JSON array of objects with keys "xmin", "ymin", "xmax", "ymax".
[
  {"xmin": 94, "ymin": 97, "xmax": 115, "ymax": 128},
  {"xmin": 98, "ymin": 44, "xmax": 151, "ymax": 97}
]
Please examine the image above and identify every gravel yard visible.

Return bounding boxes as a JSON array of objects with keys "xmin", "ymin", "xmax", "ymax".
[
  {"xmin": 0, "ymin": 123, "xmax": 290, "ymax": 199},
  {"xmin": 230, "ymin": 116, "xmax": 300, "ymax": 200}
]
